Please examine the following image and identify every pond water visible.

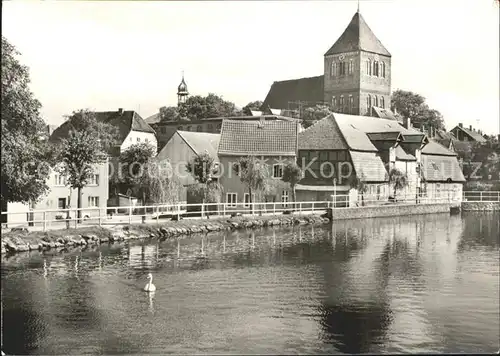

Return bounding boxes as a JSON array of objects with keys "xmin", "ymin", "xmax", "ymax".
[{"xmin": 1, "ymin": 212, "xmax": 499, "ymax": 355}]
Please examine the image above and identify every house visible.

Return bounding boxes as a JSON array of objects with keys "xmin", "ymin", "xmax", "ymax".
[
  {"xmin": 296, "ymin": 113, "xmax": 465, "ymax": 205},
  {"xmin": 421, "ymin": 141, "xmax": 466, "ymax": 201},
  {"xmin": 49, "ymin": 108, "xmax": 157, "ymax": 200},
  {"xmin": 450, "ymin": 123, "xmax": 487, "ymax": 143},
  {"xmin": 261, "ymin": 10, "xmax": 392, "ymax": 117},
  {"xmin": 156, "ymin": 130, "xmax": 221, "ymax": 202},
  {"xmin": 217, "ymin": 117, "xmax": 300, "ymax": 210},
  {"xmin": 147, "ymin": 115, "xmax": 297, "ymax": 151},
  {"xmin": 6, "ymin": 161, "xmax": 109, "ymax": 227}
]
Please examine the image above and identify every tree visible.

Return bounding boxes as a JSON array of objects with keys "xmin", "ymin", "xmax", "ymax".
[
  {"xmin": 242, "ymin": 101, "xmax": 263, "ymax": 115},
  {"xmin": 56, "ymin": 109, "xmax": 117, "ymax": 222},
  {"xmin": 186, "ymin": 151, "xmax": 217, "ymax": 184},
  {"xmin": 388, "ymin": 168, "xmax": 409, "ymax": 201},
  {"xmin": 1, "ymin": 36, "xmax": 54, "ymax": 205},
  {"xmin": 348, "ymin": 170, "xmax": 368, "ymax": 206},
  {"xmin": 281, "ymin": 162, "xmax": 303, "ymax": 208},
  {"xmin": 233, "ymin": 156, "xmax": 271, "ymax": 214},
  {"xmin": 301, "ymin": 105, "xmax": 332, "ymax": 129},
  {"xmin": 391, "ymin": 90, "xmax": 445, "ymax": 130},
  {"xmin": 181, "ymin": 93, "xmax": 239, "ymax": 120},
  {"xmin": 118, "ymin": 142, "xmax": 157, "ymax": 222}
]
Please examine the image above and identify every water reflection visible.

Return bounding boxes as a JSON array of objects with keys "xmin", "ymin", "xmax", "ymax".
[{"xmin": 2, "ymin": 212, "xmax": 499, "ymax": 354}]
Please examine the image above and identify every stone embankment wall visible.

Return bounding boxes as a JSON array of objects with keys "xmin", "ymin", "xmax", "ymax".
[
  {"xmin": 1, "ymin": 214, "xmax": 330, "ymax": 255},
  {"xmin": 327, "ymin": 203, "xmax": 454, "ymax": 220},
  {"xmin": 461, "ymin": 202, "xmax": 500, "ymax": 211}
]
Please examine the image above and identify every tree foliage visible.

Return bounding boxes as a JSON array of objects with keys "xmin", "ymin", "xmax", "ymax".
[
  {"xmin": 391, "ymin": 89, "xmax": 445, "ymax": 130},
  {"xmin": 186, "ymin": 151, "xmax": 217, "ymax": 184},
  {"xmin": 348, "ymin": 170, "xmax": 368, "ymax": 206},
  {"xmin": 281, "ymin": 162, "xmax": 303, "ymax": 203},
  {"xmin": 388, "ymin": 168, "xmax": 409, "ymax": 200},
  {"xmin": 233, "ymin": 156, "xmax": 271, "ymax": 211},
  {"xmin": 56, "ymin": 109, "xmax": 117, "ymax": 220},
  {"xmin": 242, "ymin": 101, "xmax": 263, "ymax": 115},
  {"xmin": 1, "ymin": 36, "xmax": 54, "ymax": 204},
  {"xmin": 301, "ymin": 105, "xmax": 332, "ymax": 129},
  {"xmin": 182, "ymin": 93, "xmax": 240, "ymax": 120}
]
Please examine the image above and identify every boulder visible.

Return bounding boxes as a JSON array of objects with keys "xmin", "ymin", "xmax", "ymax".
[{"xmin": 29, "ymin": 243, "xmax": 40, "ymax": 251}]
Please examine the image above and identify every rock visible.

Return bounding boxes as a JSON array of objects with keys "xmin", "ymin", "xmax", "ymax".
[
  {"xmin": 42, "ymin": 236, "xmax": 52, "ymax": 242},
  {"xmin": 29, "ymin": 243, "xmax": 40, "ymax": 251},
  {"xmin": 57, "ymin": 237, "xmax": 65, "ymax": 244},
  {"xmin": 79, "ymin": 239, "xmax": 87, "ymax": 245},
  {"xmin": 149, "ymin": 233, "xmax": 155, "ymax": 238},
  {"xmin": 41, "ymin": 241, "xmax": 50, "ymax": 249},
  {"xmin": 230, "ymin": 222, "xmax": 239, "ymax": 229},
  {"xmin": 55, "ymin": 242, "xmax": 64, "ymax": 248},
  {"xmin": 100, "ymin": 236, "xmax": 109, "ymax": 243},
  {"xmin": 49, "ymin": 242, "xmax": 57, "ymax": 249},
  {"xmin": 159, "ymin": 227, "xmax": 168, "ymax": 236},
  {"xmin": 10, "ymin": 227, "xmax": 28, "ymax": 233}
]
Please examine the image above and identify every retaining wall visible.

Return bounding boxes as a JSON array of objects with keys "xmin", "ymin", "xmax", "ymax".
[
  {"xmin": 461, "ymin": 202, "xmax": 500, "ymax": 212},
  {"xmin": 327, "ymin": 203, "xmax": 453, "ymax": 220}
]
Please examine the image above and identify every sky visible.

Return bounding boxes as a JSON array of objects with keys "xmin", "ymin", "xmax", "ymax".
[{"xmin": 2, "ymin": 0, "xmax": 499, "ymax": 135}]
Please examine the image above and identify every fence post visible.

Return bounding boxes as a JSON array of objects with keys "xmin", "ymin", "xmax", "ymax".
[
  {"xmin": 480, "ymin": 191, "xmax": 483, "ymax": 202},
  {"xmin": 128, "ymin": 205, "xmax": 132, "ymax": 225},
  {"xmin": 156, "ymin": 205, "xmax": 159, "ymax": 224},
  {"xmin": 223, "ymin": 203, "xmax": 226, "ymax": 217},
  {"xmin": 177, "ymin": 203, "xmax": 181, "ymax": 220},
  {"xmin": 312, "ymin": 201, "xmax": 315, "ymax": 212},
  {"xmin": 273, "ymin": 202, "xmax": 276, "ymax": 215},
  {"xmin": 299, "ymin": 202, "xmax": 302, "ymax": 214},
  {"xmin": 43, "ymin": 211, "xmax": 47, "ymax": 232},
  {"xmin": 201, "ymin": 202, "xmax": 205, "ymax": 219},
  {"xmin": 74, "ymin": 208, "xmax": 77, "ymax": 229}
]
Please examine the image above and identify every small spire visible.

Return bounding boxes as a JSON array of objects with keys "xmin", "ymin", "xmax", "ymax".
[
  {"xmin": 357, "ymin": 0, "xmax": 360, "ymax": 13},
  {"xmin": 181, "ymin": 70, "xmax": 184, "ymax": 79}
]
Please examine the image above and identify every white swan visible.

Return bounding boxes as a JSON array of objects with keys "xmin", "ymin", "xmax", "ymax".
[{"xmin": 144, "ymin": 273, "xmax": 156, "ymax": 292}]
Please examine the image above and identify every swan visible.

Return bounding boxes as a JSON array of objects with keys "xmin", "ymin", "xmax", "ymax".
[{"xmin": 144, "ymin": 273, "xmax": 156, "ymax": 292}]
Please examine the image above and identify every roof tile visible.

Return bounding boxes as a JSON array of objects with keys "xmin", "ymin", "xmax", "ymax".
[
  {"xmin": 218, "ymin": 119, "xmax": 298, "ymax": 156},
  {"xmin": 261, "ymin": 76, "xmax": 324, "ymax": 111},
  {"xmin": 298, "ymin": 114, "xmax": 348, "ymax": 150}
]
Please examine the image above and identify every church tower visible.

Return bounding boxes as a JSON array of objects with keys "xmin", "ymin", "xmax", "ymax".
[
  {"xmin": 323, "ymin": 10, "xmax": 391, "ymax": 116},
  {"xmin": 177, "ymin": 72, "xmax": 189, "ymax": 105}
]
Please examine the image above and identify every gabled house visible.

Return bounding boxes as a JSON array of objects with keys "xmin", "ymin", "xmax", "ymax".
[
  {"xmin": 217, "ymin": 117, "xmax": 300, "ymax": 209},
  {"xmin": 296, "ymin": 113, "xmax": 464, "ymax": 205},
  {"xmin": 156, "ymin": 130, "xmax": 221, "ymax": 202},
  {"xmin": 450, "ymin": 123, "xmax": 487, "ymax": 143}
]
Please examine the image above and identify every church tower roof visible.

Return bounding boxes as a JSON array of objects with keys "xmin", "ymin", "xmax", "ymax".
[
  {"xmin": 324, "ymin": 11, "xmax": 391, "ymax": 57},
  {"xmin": 177, "ymin": 73, "xmax": 188, "ymax": 95}
]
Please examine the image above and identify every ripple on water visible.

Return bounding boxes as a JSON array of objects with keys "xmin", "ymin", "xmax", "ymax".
[{"xmin": 2, "ymin": 213, "xmax": 500, "ymax": 354}]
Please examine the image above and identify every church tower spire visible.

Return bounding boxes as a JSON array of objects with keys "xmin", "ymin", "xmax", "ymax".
[
  {"xmin": 177, "ymin": 71, "xmax": 189, "ymax": 105},
  {"xmin": 323, "ymin": 11, "xmax": 391, "ymax": 116}
]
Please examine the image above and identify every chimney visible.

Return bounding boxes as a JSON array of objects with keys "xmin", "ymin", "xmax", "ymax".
[
  {"xmin": 458, "ymin": 123, "xmax": 463, "ymax": 128},
  {"xmin": 403, "ymin": 117, "xmax": 411, "ymax": 129},
  {"xmin": 469, "ymin": 125, "xmax": 472, "ymax": 131},
  {"xmin": 118, "ymin": 108, "xmax": 123, "ymax": 115},
  {"xmin": 257, "ymin": 116, "xmax": 265, "ymax": 128}
]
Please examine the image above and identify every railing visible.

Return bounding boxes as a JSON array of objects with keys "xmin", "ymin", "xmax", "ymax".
[
  {"xmin": 462, "ymin": 191, "xmax": 500, "ymax": 202},
  {"xmin": 1, "ymin": 191, "xmax": 497, "ymax": 231}
]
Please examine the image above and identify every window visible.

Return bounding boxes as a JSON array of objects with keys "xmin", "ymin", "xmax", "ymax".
[
  {"xmin": 381, "ymin": 62, "xmax": 386, "ymax": 78},
  {"xmin": 88, "ymin": 196, "xmax": 99, "ymax": 207},
  {"xmin": 226, "ymin": 193, "xmax": 237, "ymax": 207},
  {"xmin": 88, "ymin": 174, "xmax": 100, "ymax": 186},
  {"xmin": 349, "ymin": 95, "xmax": 354, "ymax": 113},
  {"xmin": 244, "ymin": 193, "xmax": 256, "ymax": 208},
  {"xmin": 178, "ymin": 126, "xmax": 183, "ymax": 131},
  {"xmin": 137, "ymin": 137, "xmax": 141, "ymax": 142},
  {"xmin": 348, "ymin": 59, "xmax": 353, "ymax": 75},
  {"xmin": 196, "ymin": 125, "xmax": 202, "ymax": 132},
  {"xmin": 375, "ymin": 96, "xmax": 379, "ymax": 107},
  {"xmin": 319, "ymin": 151, "xmax": 328, "ymax": 161},
  {"xmin": 340, "ymin": 62, "xmax": 346, "ymax": 76},
  {"xmin": 208, "ymin": 124, "xmax": 213, "ymax": 131},
  {"xmin": 373, "ymin": 61, "xmax": 379, "ymax": 77},
  {"xmin": 130, "ymin": 137, "xmax": 133, "ymax": 142},
  {"xmin": 366, "ymin": 59, "xmax": 372, "ymax": 75},
  {"xmin": 332, "ymin": 96, "xmax": 337, "ymax": 109},
  {"xmin": 273, "ymin": 164, "xmax": 284, "ymax": 178},
  {"xmin": 328, "ymin": 151, "xmax": 338, "ymax": 161},
  {"xmin": 380, "ymin": 96, "xmax": 385, "ymax": 109},
  {"xmin": 340, "ymin": 96, "xmax": 344, "ymax": 112},
  {"xmin": 337, "ymin": 151, "xmax": 346, "ymax": 161},
  {"xmin": 331, "ymin": 62, "xmax": 337, "ymax": 77},
  {"xmin": 186, "ymin": 126, "xmax": 191, "ymax": 131},
  {"xmin": 281, "ymin": 190, "xmax": 289, "ymax": 207},
  {"xmin": 436, "ymin": 184, "xmax": 441, "ymax": 198},
  {"xmin": 367, "ymin": 95, "xmax": 372, "ymax": 108},
  {"xmin": 54, "ymin": 174, "xmax": 66, "ymax": 186},
  {"xmin": 58, "ymin": 198, "xmax": 66, "ymax": 210},
  {"xmin": 217, "ymin": 123, "xmax": 222, "ymax": 130},
  {"xmin": 161, "ymin": 127, "xmax": 167, "ymax": 134}
]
